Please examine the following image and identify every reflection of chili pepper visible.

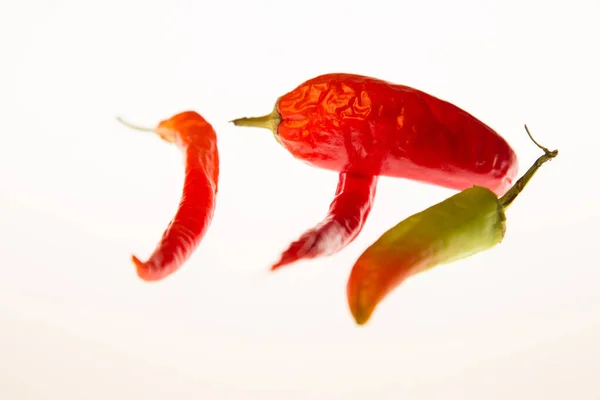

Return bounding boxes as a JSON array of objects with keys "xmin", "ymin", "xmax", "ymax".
[
  {"xmin": 272, "ymin": 173, "xmax": 377, "ymax": 270},
  {"xmin": 347, "ymin": 126, "xmax": 557, "ymax": 325},
  {"xmin": 117, "ymin": 111, "xmax": 219, "ymax": 282},
  {"xmin": 232, "ymin": 73, "xmax": 518, "ymax": 196}
]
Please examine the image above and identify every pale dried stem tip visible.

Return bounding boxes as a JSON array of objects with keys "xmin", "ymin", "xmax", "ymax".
[
  {"xmin": 499, "ymin": 124, "xmax": 559, "ymax": 210},
  {"xmin": 116, "ymin": 116, "xmax": 154, "ymax": 133}
]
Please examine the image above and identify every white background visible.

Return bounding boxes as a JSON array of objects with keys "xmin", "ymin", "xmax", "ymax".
[{"xmin": 1, "ymin": 0, "xmax": 599, "ymax": 399}]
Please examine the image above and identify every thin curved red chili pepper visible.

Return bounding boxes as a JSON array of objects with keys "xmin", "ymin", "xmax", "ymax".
[
  {"xmin": 272, "ymin": 173, "xmax": 377, "ymax": 270},
  {"xmin": 118, "ymin": 111, "xmax": 219, "ymax": 282}
]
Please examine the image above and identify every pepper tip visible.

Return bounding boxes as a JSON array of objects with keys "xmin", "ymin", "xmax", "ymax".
[
  {"xmin": 131, "ymin": 255, "xmax": 162, "ymax": 282},
  {"xmin": 270, "ymin": 260, "xmax": 286, "ymax": 271},
  {"xmin": 350, "ymin": 306, "xmax": 373, "ymax": 326}
]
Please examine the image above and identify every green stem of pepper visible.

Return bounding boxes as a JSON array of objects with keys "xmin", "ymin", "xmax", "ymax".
[
  {"xmin": 230, "ymin": 102, "xmax": 282, "ymax": 144},
  {"xmin": 499, "ymin": 125, "xmax": 558, "ymax": 210}
]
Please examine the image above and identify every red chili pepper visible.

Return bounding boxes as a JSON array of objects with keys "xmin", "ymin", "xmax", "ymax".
[
  {"xmin": 232, "ymin": 73, "xmax": 518, "ymax": 196},
  {"xmin": 117, "ymin": 111, "xmax": 219, "ymax": 282},
  {"xmin": 233, "ymin": 73, "xmax": 518, "ymax": 269},
  {"xmin": 271, "ymin": 173, "xmax": 377, "ymax": 270}
]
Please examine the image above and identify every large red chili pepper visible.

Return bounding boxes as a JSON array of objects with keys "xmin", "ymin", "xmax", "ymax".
[
  {"xmin": 117, "ymin": 111, "xmax": 219, "ymax": 282},
  {"xmin": 233, "ymin": 73, "xmax": 518, "ymax": 268},
  {"xmin": 232, "ymin": 73, "xmax": 518, "ymax": 195},
  {"xmin": 271, "ymin": 173, "xmax": 377, "ymax": 270}
]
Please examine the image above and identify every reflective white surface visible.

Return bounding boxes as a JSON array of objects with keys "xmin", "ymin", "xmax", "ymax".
[{"xmin": 1, "ymin": 0, "xmax": 599, "ymax": 398}]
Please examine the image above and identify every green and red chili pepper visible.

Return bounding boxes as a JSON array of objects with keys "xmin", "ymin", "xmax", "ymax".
[{"xmin": 347, "ymin": 126, "xmax": 558, "ymax": 325}]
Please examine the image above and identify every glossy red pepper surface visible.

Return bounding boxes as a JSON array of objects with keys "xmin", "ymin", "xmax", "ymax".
[{"xmin": 272, "ymin": 173, "xmax": 377, "ymax": 270}]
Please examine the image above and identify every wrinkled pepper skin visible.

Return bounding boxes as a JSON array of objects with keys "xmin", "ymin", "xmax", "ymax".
[
  {"xmin": 347, "ymin": 186, "xmax": 506, "ymax": 325},
  {"xmin": 272, "ymin": 173, "xmax": 377, "ymax": 270},
  {"xmin": 234, "ymin": 73, "xmax": 518, "ymax": 196}
]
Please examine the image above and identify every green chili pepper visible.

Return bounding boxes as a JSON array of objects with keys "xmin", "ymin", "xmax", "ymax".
[{"xmin": 347, "ymin": 126, "xmax": 558, "ymax": 325}]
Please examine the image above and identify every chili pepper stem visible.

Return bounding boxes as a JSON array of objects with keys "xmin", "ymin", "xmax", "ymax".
[
  {"xmin": 499, "ymin": 125, "xmax": 558, "ymax": 210},
  {"xmin": 116, "ymin": 116, "xmax": 155, "ymax": 133},
  {"xmin": 230, "ymin": 104, "xmax": 281, "ymax": 137},
  {"xmin": 117, "ymin": 116, "xmax": 178, "ymax": 143}
]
